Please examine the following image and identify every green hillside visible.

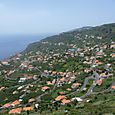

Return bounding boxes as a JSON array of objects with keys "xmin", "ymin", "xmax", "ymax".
[
  {"xmin": 25, "ymin": 23, "xmax": 115, "ymax": 53},
  {"xmin": 0, "ymin": 23, "xmax": 115, "ymax": 115}
]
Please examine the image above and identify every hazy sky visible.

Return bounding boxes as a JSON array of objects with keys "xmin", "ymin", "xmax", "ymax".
[{"xmin": 0, "ymin": 0, "xmax": 115, "ymax": 35}]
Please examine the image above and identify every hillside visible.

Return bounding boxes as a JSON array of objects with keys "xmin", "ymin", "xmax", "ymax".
[
  {"xmin": 25, "ymin": 23, "xmax": 115, "ymax": 53},
  {"xmin": 0, "ymin": 23, "xmax": 115, "ymax": 115}
]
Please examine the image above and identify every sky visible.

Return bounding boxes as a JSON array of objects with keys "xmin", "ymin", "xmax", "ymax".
[{"xmin": 0, "ymin": 0, "xmax": 115, "ymax": 35}]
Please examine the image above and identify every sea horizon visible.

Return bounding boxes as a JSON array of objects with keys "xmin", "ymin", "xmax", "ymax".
[{"xmin": 0, "ymin": 34, "xmax": 52, "ymax": 61}]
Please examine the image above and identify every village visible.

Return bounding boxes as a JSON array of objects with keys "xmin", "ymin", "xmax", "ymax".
[{"xmin": 0, "ymin": 31, "xmax": 115, "ymax": 114}]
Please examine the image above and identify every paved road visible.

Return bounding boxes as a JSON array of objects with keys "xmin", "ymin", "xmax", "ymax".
[
  {"xmin": 80, "ymin": 76, "xmax": 94, "ymax": 91},
  {"xmin": 79, "ymin": 54, "xmax": 101, "ymax": 98},
  {"xmin": 80, "ymin": 71, "xmax": 100, "ymax": 99}
]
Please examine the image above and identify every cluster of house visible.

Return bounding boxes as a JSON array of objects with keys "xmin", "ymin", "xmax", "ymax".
[
  {"xmin": 0, "ymin": 41, "xmax": 114, "ymax": 76},
  {"xmin": 1, "ymin": 99, "xmax": 33, "ymax": 114},
  {"xmin": 0, "ymin": 35, "xmax": 114, "ymax": 114}
]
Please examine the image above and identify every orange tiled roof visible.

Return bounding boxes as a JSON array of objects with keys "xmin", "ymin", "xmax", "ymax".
[
  {"xmin": 11, "ymin": 100, "xmax": 20, "ymax": 106},
  {"xmin": 47, "ymin": 81, "xmax": 53, "ymax": 85},
  {"xmin": 9, "ymin": 108, "xmax": 22, "ymax": 114},
  {"xmin": 111, "ymin": 86, "xmax": 115, "ymax": 89},
  {"xmin": 55, "ymin": 95, "xmax": 67, "ymax": 101},
  {"xmin": 3, "ymin": 103, "xmax": 11, "ymax": 108},
  {"xmin": 95, "ymin": 60, "xmax": 103, "ymax": 65},
  {"xmin": 96, "ymin": 79, "xmax": 103, "ymax": 85},
  {"xmin": 60, "ymin": 77, "xmax": 65, "ymax": 82},
  {"xmin": 72, "ymin": 83, "xmax": 81, "ymax": 88},
  {"xmin": 42, "ymin": 86, "xmax": 50, "ymax": 91},
  {"xmin": 23, "ymin": 106, "xmax": 33, "ymax": 111},
  {"xmin": 61, "ymin": 99, "xmax": 71, "ymax": 105},
  {"xmin": 59, "ymin": 92, "xmax": 65, "ymax": 95},
  {"xmin": 110, "ymin": 53, "xmax": 115, "ymax": 57}
]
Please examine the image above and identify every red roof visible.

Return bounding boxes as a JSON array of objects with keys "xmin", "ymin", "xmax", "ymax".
[
  {"xmin": 111, "ymin": 86, "xmax": 115, "ymax": 89},
  {"xmin": 61, "ymin": 99, "xmax": 71, "ymax": 105},
  {"xmin": 11, "ymin": 100, "xmax": 20, "ymax": 106},
  {"xmin": 42, "ymin": 86, "xmax": 50, "ymax": 91},
  {"xmin": 71, "ymin": 83, "xmax": 81, "ymax": 88},
  {"xmin": 23, "ymin": 106, "xmax": 33, "ymax": 111},
  {"xmin": 9, "ymin": 108, "xmax": 22, "ymax": 114},
  {"xmin": 59, "ymin": 92, "xmax": 65, "ymax": 95},
  {"xmin": 60, "ymin": 77, "xmax": 65, "ymax": 82},
  {"xmin": 55, "ymin": 95, "xmax": 67, "ymax": 101},
  {"xmin": 96, "ymin": 79, "xmax": 103, "ymax": 85},
  {"xmin": 3, "ymin": 103, "xmax": 11, "ymax": 108}
]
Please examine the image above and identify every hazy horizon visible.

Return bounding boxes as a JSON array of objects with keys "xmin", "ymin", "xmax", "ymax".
[
  {"xmin": 0, "ymin": 0, "xmax": 115, "ymax": 35},
  {"xmin": 0, "ymin": 34, "xmax": 51, "ymax": 60}
]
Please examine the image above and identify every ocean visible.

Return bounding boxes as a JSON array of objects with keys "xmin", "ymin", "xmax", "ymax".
[{"xmin": 0, "ymin": 34, "xmax": 49, "ymax": 60}]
